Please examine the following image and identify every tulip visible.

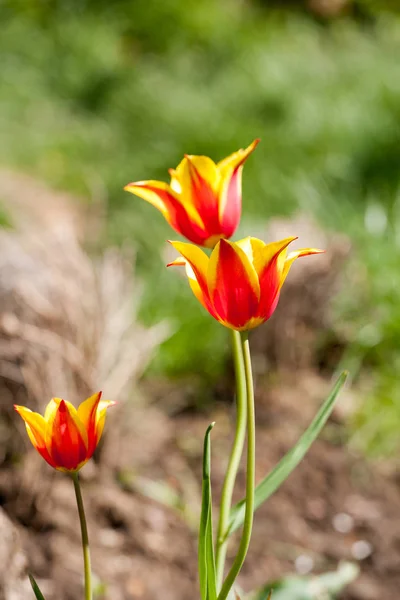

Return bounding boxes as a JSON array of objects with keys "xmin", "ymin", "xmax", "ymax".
[
  {"xmin": 15, "ymin": 392, "xmax": 114, "ymax": 472},
  {"xmin": 124, "ymin": 140, "xmax": 259, "ymax": 247},
  {"xmin": 168, "ymin": 237, "xmax": 323, "ymax": 331}
]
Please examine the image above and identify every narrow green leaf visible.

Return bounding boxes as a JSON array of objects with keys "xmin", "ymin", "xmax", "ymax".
[
  {"xmin": 29, "ymin": 574, "xmax": 46, "ymax": 600},
  {"xmin": 199, "ymin": 422, "xmax": 217, "ymax": 600},
  {"xmin": 227, "ymin": 372, "xmax": 348, "ymax": 538}
]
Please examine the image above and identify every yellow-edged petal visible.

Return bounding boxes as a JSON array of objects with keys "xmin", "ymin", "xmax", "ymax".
[
  {"xmin": 77, "ymin": 392, "xmax": 102, "ymax": 431},
  {"xmin": 169, "ymin": 241, "xmax": 209, "ymax": 292},
  {"xmin": 174, "ymin": 155, "xmax": 220, "ymax": 196},
  {"xmin": 170, "ymin": 256, "xmax": 210, "ymax": 311},
  {"xmin": 281, "ymin": 248, "xmax": 325, "ymax": 284},
  {"xmin": 124, "ymin": 180, "xmax": 176, "ymax": 220},
  {"xmin": 94, "ymin": 400, "xmax": 116, "ymax": 443},
  {"xmin": 126, "ymin": 178, "xmax": 206, "ymax": 235},
  {"xmin": 207, "ymin": 239, "xmax": 260, "ymax": 328},
  {"xmin": 216, "ymin": 139, "xmax": 260, "ymax": 178},
  {"xmin": 14, "ymin": 405, "xmax": 57, "ymax": 467},
  {"xmin": 168, "ymin": 240, "xmax": 219, "ymax": 317},
  {"xmin": 208, "ymin": 239, "xmax": 259, "ymax": 297},
  {"xmin": 14, "ymin": 406, "xmax": 47, "ymax": 447},
  {"xmin": 217, "ymin": 140, "xmax": 259, "ymax": 233},
  {"xmin": 47, "ymin": 400, "xmax": 89, "ymax": 471},
  {"xmin": 44, "ymin": 397, "xmax": 62, "ymax": 422},
  {"xmin": 46, "ymin": 399, "xmax": 88, "ymax": 455},
  {"xmin": 235, "ymin": 236, "xmax": 297, "ymax": 280}
]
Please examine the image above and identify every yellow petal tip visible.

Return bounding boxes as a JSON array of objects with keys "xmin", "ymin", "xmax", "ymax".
[{"xmin": 167, "ymin": 257, "xmax": 187, "ymax": 267}]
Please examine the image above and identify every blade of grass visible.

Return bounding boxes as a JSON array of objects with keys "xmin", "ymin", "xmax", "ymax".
[
  {"xmin": 29, "ymin": 574, "xmax": 47, "ymax": 600},
  {"xmin": 199, "ymin": 422, "xmax": 217, "ymax": 600},
  {"xmin": 226, "ymin": 372, "xmax": 347, "ymax": 539}
]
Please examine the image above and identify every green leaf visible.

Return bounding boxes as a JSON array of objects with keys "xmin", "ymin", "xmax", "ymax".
[
  {"xmin": 253, "ymin": 561, "xmax": 358, "ymax": 600},
  {"xmin": 198, "ymin": 422, "xmax": 217, "ymax": 600},
  {"xmin": 227, "ymin": 372, "xmax": 348, "ymax": 538},
  {"xmin": 29, "ymin": 574, "xmax": 47, "ymax": 600}
]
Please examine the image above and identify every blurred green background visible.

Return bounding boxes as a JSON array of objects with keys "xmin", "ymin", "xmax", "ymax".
[{"xmin": 2, "ymin": 0, "xmax": 400, "ymax": 456}]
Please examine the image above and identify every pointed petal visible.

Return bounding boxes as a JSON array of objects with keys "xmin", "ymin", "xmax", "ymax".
[
  {"xmin": 44, "ymin": 397, "xmax": 62, "ymax": 422},
  {"xmin": 176, "ymin": 155, "xmax": 220, "ymax": 195},
  {"xmin": 77, "ymin": 392, "xmax": 102, "ymax": 457},
  {"xmin": 48, "ymin": 400, "xmax": 89, "ymax": 471},
  {"xmin": 217, "ymin": 140, "xmax": 260, "ymax": 236},
  {"xmin": 235, "ymin": 236, "xmax": 270, "ymax": 277},
  {"xmin": 217, "ymin": 139, "xmax": 260, "ymax": 176},
  {"xmin": 124, "ymin": 180, "xmax": 173, "ymax": 218},
  {"xmin": 176, "ymin": 156, "xmax": 220, "ymax": 233},
  {"xmin": 168, "ymin": 256, "xmax": 210, "ymax": 312},
  {"xmin": 208, "ymin": 239, "xmax": 260, "ymax": 329},
  {"xmin": 126, "ymin": 180, "xmax": 208, "ymax": 245},
  {"xmin": 94, "ymin": 400, "xmax": 116, "ymax": 448},
  {"xmin": 256, "ymin": 237, "xmax": 298, "ymax": 321},
  {"xmin": 281, "ymin": 248, "xmax": 325, "ymax": 284},
  {"xmin": 167, "ymin": 256, "xmax": 186, "ymax": 267},
  {"xmin": 254, "ymin": 237, "xmax": 297, "ymax": 276},
  {"xmin": 14, "ymin": 405, "xmax": 46, "ymax": 440},
  {"xmin": 14, "ymin": 405, "xmax": 56, "ymax": 467},
  {"xmin": 125, "ymin": 180, "xmax": 204, "ymax": 239},
  {"xmin": 168, "ymin": 241, "xmax": 217, "ymax": 316},
  {"xmin": 77, "ymin": 392, "xmax": 102, "ymax": 428},
  {"xmin": 168, "ymin": 168, "xmax": 182, "ymax": 193},
  {"xmin": 168, "ymin": 241, "xmax": 209, "ymax": 298}
]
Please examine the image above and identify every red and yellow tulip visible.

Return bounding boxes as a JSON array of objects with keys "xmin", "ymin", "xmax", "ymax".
[
  {"xmin": 15, "ymin": 392, "xmax": 114, "ymax": 472},
  {"xmin": 168, "ymin": 237, "xmax": 323, "ymax": 331},
  {"xmin": 124, "ymin": 140, "xmax": 259, "ymax": 248}
]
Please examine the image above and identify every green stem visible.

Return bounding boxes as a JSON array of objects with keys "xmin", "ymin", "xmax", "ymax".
[
  {"xmin": 72, "ymin": 472, "xmax": 92, "ymax": 600},
  {"xmin": 215, "ymin": 330, "xmax": 247, "ymax": 591},
  {"xmin": 218, "ymin": 331, "xmax": 255, "ymax": 600}
]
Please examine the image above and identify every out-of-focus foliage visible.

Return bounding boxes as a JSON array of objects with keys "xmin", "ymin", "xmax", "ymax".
[
  {"xmin": 254, "ymin": 561, "xmax": 358, "ymax": 599},
  {"xmin": 1, "ymin": 1, "xmax": 400, "ymax": 452}
]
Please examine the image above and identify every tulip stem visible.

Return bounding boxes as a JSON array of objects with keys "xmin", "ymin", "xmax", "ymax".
[
  {"xmin": 215, "ymin": 329, "xmax": 247, "ymax": 591},
  {"xmin": 218, "ymin": 331, "xmax": 255, "ymax": 600},
  {"xmin": 72, "ymin": 472, "xmax": 92, "ymax": 600}
]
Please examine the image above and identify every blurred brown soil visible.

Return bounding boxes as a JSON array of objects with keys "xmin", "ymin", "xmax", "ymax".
[{"xmin": 2, "ymin": 370, "xmax": 400, "ymax": 600}]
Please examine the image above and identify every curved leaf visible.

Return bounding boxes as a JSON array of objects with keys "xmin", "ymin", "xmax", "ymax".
[{"xmin": 226, "ymin": 372, "xmax": 348, "ymax": 538}]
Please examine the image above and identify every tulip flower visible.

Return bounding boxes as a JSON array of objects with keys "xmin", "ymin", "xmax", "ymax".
[
  {"xmin": 168, "ymin": 236, "xmax": 323, "ymax": 331},
  {"xmin": 15, "ymin": 392, "xmax": 114, "ymax": 472},
  {"xmin": 124, "ymin": 140, "xmax": 259, "ymax": 247}
]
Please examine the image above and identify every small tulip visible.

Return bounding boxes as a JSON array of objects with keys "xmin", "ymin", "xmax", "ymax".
[
  {"xmin": 15, "ymin": 392, "xmax": 114, "ymax": 472},
  {"xmin": 168, "ymin": 237, "xmax": 323, "ymax": 331},
  {"xmin": 124, "ymin": 140, "xmax": 259, "ymax": 247}
]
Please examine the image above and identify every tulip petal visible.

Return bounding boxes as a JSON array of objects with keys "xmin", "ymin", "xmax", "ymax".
[
  {"xmin": 217, "ymin": 139, "xmax": 260, "ymax": 178},
  {"xmin": 169, "ymin": 257, "xmax": 209, "ymax": 312},
  {"xmin": 217, "ymin": 140, "xmax": 259, "ymax": 236},
  {"xmin": 77, "ymin": 392, "xmax": 102, "ymax": 457},
  {"xmin": 124, "ymin": 180, "xmax": 172, "ymax": 218},
  {"xmin": 167, "ymin": 256, "xmax": 187, "ymax": 267},
  {"xmin": 125, "ymin": 180, "xmax": 207, "ymax": 245},
  {"xmin": 175, "ymin": 155, "xmax": 220, "ymax": 194},
  {"xmin": 48, "ymin": 400, "xmax": 88, "ymax": 471},
  {"xmin": 44, "ymin": 397, "xmax": 62, "ymax": 421},
  {"xmin": 208, "ymin": 239, "xmax": 260, "ymax": 329},
  {"xmin": 176, "ymin": 156, "xmax": 221, "ymax": 234},
  {"xmin": 94, "ymin": 400, "xmax": 116, "ymax": 445},
  {"xmin": 235, "ymin": 236, "xmax": 269, "ymax": 276},
  {"xmin": 168, "ymin": 241, "xmax": 217, "ymax": 317},
  {"xmin": 255, "ymin": 237, "xmax": 297, "ymax": 276},
  {"xmin": 256, "ymin": 237, "xmax": 298, "ymax": 321},
  {"xmin": 14, "ymin": 406, "xmax": 56, "ymax": 467},
  {"xmin": 281, "ymin": 248, "xmax": 325, "ymax": 284}
]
